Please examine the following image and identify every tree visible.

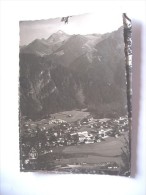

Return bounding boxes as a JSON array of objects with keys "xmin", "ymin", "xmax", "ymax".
[{"xmin": 72, "ymin": 134, "xmax": 79, "ymax": 144}]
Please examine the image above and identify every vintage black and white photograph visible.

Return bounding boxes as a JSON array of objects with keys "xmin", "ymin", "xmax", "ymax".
[{"xmin": 19, "ymin": 13, "xmax": 131, "ymax": 176}]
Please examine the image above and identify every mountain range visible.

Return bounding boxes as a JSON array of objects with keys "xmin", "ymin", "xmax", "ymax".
[{"xmin": 19, "ymin": 27, "xmax": 128, "ymax": 120}]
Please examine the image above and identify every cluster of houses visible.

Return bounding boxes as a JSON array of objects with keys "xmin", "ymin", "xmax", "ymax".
[{"xmin": 21, "ymin": 115, "xmax": 129, "ymax": 168}]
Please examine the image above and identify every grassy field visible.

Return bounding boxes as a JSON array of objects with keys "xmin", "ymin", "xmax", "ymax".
[
  {"xmin": 54, "ymin": 155, "xmax": 121, "ymax": 166},
  {"xmin": 49, "ymin": 135, "xmax": 126, "ymax": 167},
  {"xmin": 63, "ymin": 137, "xmax": 123, "ymax": 156},
  {"xmin": 50, "ymin": 110, "xmax": 90, "ymax": 123}
]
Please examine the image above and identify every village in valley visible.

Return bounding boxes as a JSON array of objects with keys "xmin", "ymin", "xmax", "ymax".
[{"xmin": 20, "ymin": 109, "xmax": 129, "ymax": 175}]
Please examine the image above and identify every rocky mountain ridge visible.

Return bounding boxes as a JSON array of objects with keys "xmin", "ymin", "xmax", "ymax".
[{"xmin": 20, "ymin": 27, "xmax": 127, "ymax": 120}]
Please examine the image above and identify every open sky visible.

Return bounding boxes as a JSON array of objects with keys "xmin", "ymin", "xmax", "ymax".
[{"xmin": 20, "ymin": 13, "xmax": 123, "ymax": 46}]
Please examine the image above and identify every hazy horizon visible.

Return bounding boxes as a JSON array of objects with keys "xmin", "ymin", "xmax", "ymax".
[{"xmin": 20, "ymin": 13, "xmax": 123, "ymax": 46}]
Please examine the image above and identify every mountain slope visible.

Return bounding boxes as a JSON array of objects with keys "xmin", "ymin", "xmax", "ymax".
[
  {"xmin": 20, "ymin": 27, "xmax": 127, "ymax": 120},
  {"xmin": 20, "ymin": 30, "xmax": 70, "ymax": 56}
]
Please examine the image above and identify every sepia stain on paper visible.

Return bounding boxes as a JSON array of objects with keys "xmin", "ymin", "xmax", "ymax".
[{"xmin": 19, "ymin": 13, "xmax": 132, "ymax": 176}]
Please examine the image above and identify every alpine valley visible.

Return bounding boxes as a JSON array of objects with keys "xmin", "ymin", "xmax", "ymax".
[{"xmin": 20, "ymin": 27, "xmax": 127, "ymax": 120}]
